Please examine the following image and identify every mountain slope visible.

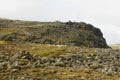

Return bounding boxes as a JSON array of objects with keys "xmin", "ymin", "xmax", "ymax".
[{"xmin": 0, "ymin": 19, "xmax": 108, "ymax": 48}]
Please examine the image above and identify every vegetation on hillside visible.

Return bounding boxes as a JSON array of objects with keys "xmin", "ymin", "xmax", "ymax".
[{"xmin": 0, "ymin": 18, "xmax": 119, "ymax": 80}]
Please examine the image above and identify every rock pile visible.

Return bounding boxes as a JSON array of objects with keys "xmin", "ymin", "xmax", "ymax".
[{"xmin": 0, "ymin": 49, "xmax": 120, "ymax": 79}]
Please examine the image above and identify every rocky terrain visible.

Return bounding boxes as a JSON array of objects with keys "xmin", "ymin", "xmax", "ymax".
[
  {"xmin": 0, "ymin": 18, "xmax": 120, "ymax": 80},
  {"xmin": 0, "ymin": 42, "xmax": 120, "ymax": 80},
  {"xmin": 0, "ymin": 19, "xmax": 108, "ymax": 48}
]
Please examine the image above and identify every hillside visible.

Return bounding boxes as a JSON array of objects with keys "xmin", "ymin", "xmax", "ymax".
[
  {"xmin": 110, "ymin": 44, "xmax": 120, "ymax": 49},
  {"xmin": 0, "ymin": 41, "xmax": 120, "ymax": 80},
  {"xmin": 0, "ymin": 19, "xmax": 108, "ymax": 48},
  {"xmin": 1, "ymin": 18, "xmax": 120, "ymax": 80}
]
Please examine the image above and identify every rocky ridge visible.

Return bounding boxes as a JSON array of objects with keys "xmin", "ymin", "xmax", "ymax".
[{"xmin": 0, "ymin": 19, "xmax": 108, "ymax": 48}]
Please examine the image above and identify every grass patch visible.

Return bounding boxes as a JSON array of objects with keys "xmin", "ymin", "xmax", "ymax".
[
  {"xmin": 0, "ymin": 41, "xmax": 99, "ymax": 57},
  {"xmin": 0, "ymin": 41, "xmax": 6, "ymax": 44},
  {"xmin": 0, "ymin": 27, "xmax": 19, "ymax": 34}
]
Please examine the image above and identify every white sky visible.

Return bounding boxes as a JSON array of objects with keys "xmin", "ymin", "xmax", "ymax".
[{"xmin": 0, "ymin": 0, "xmax": 120, "ymax": 44}]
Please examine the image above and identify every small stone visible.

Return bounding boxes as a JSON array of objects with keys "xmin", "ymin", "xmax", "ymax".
[
  {"xmin": 69, "ymin": 74, "xmax": 79, "ymax": 78},
  {"xmin": 11, "ymin": 69, "xmax": 19, "ymax": 73}
]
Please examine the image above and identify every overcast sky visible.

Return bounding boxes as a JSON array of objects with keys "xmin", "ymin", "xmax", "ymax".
[{"xmin": 0, "ymin": 0, "xmax": 120, "ymax": 44}]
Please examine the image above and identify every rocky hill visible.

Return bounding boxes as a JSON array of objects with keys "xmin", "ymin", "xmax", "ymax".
[
  {"xmin": 1, "ymin": 18, "xmax": 119, "ymax": 80},
  {"xmin": 0, "ymin": 19, "xmax": 108, "ymax": 48}
]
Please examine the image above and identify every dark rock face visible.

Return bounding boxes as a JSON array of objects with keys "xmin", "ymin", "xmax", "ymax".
[{"xmin": 0, "ymin": 21, "xmax": 108, "ymax": 48}]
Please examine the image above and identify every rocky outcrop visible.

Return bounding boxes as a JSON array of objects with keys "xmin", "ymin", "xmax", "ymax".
[{"xmin": 0, "ymin": 20, "xmax": 108, "ymax": 48}]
